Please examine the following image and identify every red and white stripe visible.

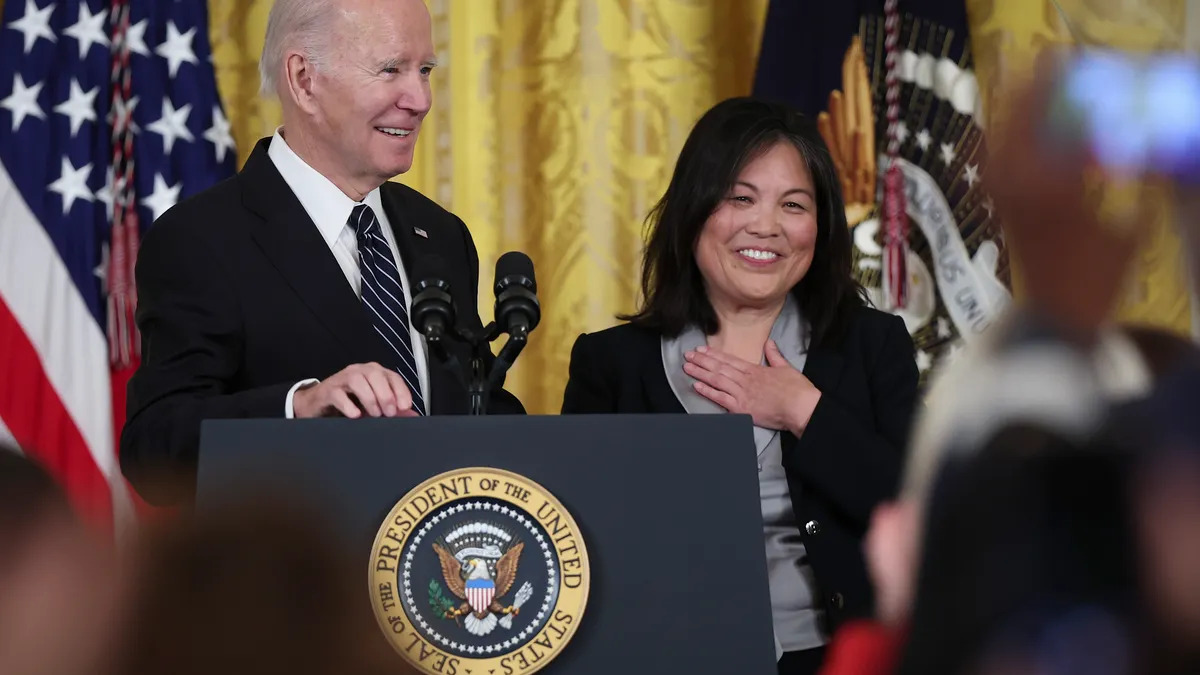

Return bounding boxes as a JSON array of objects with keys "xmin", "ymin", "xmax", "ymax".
[
  {"xmin": 467, "ymin": 586, "xmax": 494, "ymax": 614},
  {"xmin": 0, "ymin": 160, "xmax": 135, "ymax": 537}
]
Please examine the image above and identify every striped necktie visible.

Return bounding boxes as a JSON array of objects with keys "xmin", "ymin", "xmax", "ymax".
[{"xmin": 349, "ymin": 204, "xmax": 427, "ymax": 416}]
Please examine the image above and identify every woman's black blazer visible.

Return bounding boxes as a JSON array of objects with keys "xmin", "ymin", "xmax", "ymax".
[{"xmin": 560, "ymin": 304, "xmax": 919, "ymax": 633}]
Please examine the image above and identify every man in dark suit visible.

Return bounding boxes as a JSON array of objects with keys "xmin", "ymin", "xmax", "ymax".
[{"xmin": 120, "ymin": 0, "xmax": 523, "ymax": 505}]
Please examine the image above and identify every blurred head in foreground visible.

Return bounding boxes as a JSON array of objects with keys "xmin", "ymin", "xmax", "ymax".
[
  {"xmin": 896, "ymin": 426, "xmax": 1140, "ymax": 675},
  {"xmin": 0, "ymin": 444, "xmax": 123, "ymax": 675},
  {"xmin": 107, "ymin": 492, "xmax": 416, "ymax": 675}
]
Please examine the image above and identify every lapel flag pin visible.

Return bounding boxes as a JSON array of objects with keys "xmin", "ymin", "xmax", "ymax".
[{"xmin": 413, "ymin": 227, "xmax": 428, "ymax": 239}]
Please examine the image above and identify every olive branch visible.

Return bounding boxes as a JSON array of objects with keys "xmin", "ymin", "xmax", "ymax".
[{"xmin": 428, "ymin": 580, "xmax": 457, "ymax": 618}]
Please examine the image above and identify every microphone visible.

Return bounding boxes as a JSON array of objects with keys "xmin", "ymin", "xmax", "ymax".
[
  {"xmin": 493, "ymin": 251, "xmax": 540, "ymax": 339},
  {"xmin": 410, "ymin": 254, "xmax": 456, "ymax": 343}
]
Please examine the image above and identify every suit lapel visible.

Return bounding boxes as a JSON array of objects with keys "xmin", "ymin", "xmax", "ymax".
[
  {"xmin": 641, "ymin": 333, "xmax": 686, "ymax": 414},
  {"xmin": 377, "ymin": 184, "xmax": 467, "ymax": 414},
  {"xmin": 379, "ymin": 184, "xmax": 433, "ymax": 282},
  {"xmin": 239, "ymin": 138, "xmax": 384, "ymax": 362}
]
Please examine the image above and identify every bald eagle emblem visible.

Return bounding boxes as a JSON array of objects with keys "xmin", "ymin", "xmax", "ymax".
[{"xmin": 429, "ymin": 521, "xmax": 534, "ymax": 637}]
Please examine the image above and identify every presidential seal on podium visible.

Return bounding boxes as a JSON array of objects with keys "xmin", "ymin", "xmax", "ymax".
[{"xmin": 370, "ymin": 468, "xmax": 590, "ymax": 675}]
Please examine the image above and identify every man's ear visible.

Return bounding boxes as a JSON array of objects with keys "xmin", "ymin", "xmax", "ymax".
[{"xmin": 284, "ymin": 51, "xmax": 320, "ymax": 116}]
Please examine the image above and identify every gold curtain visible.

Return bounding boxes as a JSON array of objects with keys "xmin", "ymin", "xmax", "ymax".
[
  {"xmin": 965, "ymin": 0, "xmax": 1195, "ymax": 334},
  {"xmin": 207, "ymin": 0, "xmax": 769, "ymax": 414}
]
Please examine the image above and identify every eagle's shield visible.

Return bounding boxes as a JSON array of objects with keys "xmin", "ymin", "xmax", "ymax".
[{"xmin": 465, "ymin": 578, "xmax": 495, "ymax": 614}]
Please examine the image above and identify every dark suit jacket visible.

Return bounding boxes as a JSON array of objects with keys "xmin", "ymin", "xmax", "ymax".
[
  {"xmin": 561, "ymin": 305, "xmax": 918, "ymax": 634},
  {"xmin": 121, "ymin": 137, "xmax": 523, "ymax": 505}
]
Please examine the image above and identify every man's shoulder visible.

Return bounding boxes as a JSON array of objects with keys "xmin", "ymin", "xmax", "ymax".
[
  {"xmin": 145, "ymin": 173, "xmax": 246, "ymax": 245},
  {"xmin": 381, "ymin": 180, "xmax": 464, "ymax": 231}
]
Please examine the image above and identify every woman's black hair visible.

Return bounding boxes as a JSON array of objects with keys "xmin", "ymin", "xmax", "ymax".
[{"xmin": 620, "ymin": 96, "xmax": 865, "ymax": 346}]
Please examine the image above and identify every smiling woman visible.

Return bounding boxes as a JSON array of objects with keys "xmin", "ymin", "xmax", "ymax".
[{"xmin": 560, "ymin": 97, "xmax": 920, "ymax": 675}]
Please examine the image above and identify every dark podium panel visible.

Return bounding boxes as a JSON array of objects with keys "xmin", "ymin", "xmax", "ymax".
[{"xmin": 197, "ymin": 414, "xmax": 776, "ymax": 675}]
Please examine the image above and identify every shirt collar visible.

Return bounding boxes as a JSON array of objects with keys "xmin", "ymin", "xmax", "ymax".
[{"xmin": 266, "ymin": 127, "xmax": 385, "ymax": 247}]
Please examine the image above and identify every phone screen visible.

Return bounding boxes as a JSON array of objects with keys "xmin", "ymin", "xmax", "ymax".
[{"xmin": 1046, "ymin": 50, "xmax": 1200, "ymax": 181}]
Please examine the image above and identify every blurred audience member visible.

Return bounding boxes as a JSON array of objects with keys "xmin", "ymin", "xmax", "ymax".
[
  {"xmin": 1120, "ymin": 368, "xmax": 1200, "ymax": 675},
  {"xmin": 0, "ymin": 444, "xmax": 124, "ymax": 675},
  {"xmin": 105, "ymin": 493, "xmax": 416, "ymax": 675},
  {"xmin": 894, "ymin": 427, "xmax": 1139, "ymax": 675}
]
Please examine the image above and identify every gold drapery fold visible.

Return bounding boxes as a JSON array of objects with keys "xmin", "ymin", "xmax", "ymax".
[
  {"xmin": 965, "ymin": 0, "xmax": 1195, "ymax": 334},
  {"xmin": 207, "ymin": 0, "xmax": 768, "ymax": 413}
]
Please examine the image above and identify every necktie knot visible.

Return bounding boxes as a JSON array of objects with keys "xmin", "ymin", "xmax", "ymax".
[{"xmin": 349, "ymin": 203, "xmax": 378, "ymax": 236}]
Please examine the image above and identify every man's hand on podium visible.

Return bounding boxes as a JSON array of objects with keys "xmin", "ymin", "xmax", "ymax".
[{"xmin": 292, "ymin": 363, "xmax": 419, "ymax": 419}]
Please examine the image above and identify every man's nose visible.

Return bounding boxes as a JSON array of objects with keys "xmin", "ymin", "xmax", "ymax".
[{"xmin": 397, "ymin": 76, "xmax": 432, "ymax": 114}]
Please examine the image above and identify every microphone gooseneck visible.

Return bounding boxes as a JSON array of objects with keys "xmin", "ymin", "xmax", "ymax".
[{"xmin": 407, "ymin": 250, "xmax": 539, "ymax": 415}]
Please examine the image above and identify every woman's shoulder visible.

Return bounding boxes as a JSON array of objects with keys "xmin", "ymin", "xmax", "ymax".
[
  {"xmin": 842, "ymin": 303, "xmax": 909, "ymax": 340},
  {"xmin": 568, "ymin": 319, "xmax": 662, "ymax": 353}
]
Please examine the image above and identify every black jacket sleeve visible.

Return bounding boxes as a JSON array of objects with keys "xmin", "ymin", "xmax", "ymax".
[{"xmin": 119, "ymin": 218, "xmax": 294, "ymax": 505}]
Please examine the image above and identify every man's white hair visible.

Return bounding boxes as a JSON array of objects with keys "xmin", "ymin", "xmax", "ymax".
[{"xmin": 258, "ymin": 0, "xmax": 340, "ymax": 97}]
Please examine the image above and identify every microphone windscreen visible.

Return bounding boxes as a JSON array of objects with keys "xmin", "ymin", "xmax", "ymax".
[{"xmin": 495, "ymin": 251, "xmax": 536, "ymax": 292}]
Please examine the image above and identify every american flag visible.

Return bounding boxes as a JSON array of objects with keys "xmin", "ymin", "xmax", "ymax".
[{"xmin": 0, "ymin": 0, "xmax": 236, "ymax": 534}]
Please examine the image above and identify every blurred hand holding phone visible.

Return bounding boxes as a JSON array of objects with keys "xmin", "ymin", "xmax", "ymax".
[
  {"xmin": 984, "ymin": 49, "xmax": 1187, "ymax": 340},
  {"xmin": 1044, "ymin": 49, "xmax": 1200, "ymax": 184}
]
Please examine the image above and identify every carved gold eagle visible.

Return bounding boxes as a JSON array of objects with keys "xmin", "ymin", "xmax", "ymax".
[{"xmin": 817, "ymin": 35, "xmax": 877, "ymax": 227}]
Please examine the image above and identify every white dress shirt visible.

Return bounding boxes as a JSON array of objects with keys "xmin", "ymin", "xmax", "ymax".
[{"xmin": 267, "ymin": 128, "xmax": 431, "ymax": 417}]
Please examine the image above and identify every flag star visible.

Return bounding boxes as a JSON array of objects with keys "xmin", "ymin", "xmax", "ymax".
[
  {"xmin": 108, "ymin": 95, "xmax": 141, "ymax": 134},
  {"xmin": 63, "ymin": 3, "xmax": 108, "ymax": 59},
  {"xmin": 48, "ymin": 157, "xmax": 95, "ymax": 214},
  {"xmin": 94, "ymin": 242, "xmax": 109, "ymax": 283},
  {"xmin": 205, "ymin": 105, "xmax": 237, "ymax": 159},
  {"xmin": 147, "ymin": 98, "xmax": 194, "ymax": 154},
  {"xmin": 155, "ymin": 21, "xmax": 199, "ymax": 78},
  {"xmin": 893, "ymin": 120, "xmax": 909, "ymax": 144},
  {"xmin": 8, "ymin": 0, "xmax": 56, "ymax": 54},
  {"xmin": 939, "ymin": 142, "xmax": 957, "ymax": 166},
  {"xmin": 54, "ymin": 79, "xmax": 99, "ymax": 137},
  {"xmin": 94, "ymin": 167, "xmax": 116, "ymax": 222},
  {"xmin": 1, "ymin": 73, "xmax": 46, "ymax": 131},
  {"xmin": 916, "ymin": 349, "xmax": 932, "ymax": 373},
  {"xmin": 946, "ymin": 341, "xmax": 965, "ymax": 364},
  {"xmin": 125, "ymin": 18, "xmax": 151, "ymax": 57},
  {"xmin": 936, "ymin": 317, "xmax": 951, "ymax": 339},
  {"xmin": 964, "ymin": 163, "xmax": 980, "ymax": 188},
  {"xmin": 916, "ymin": 128, "xmax": 932, "ymax": 151},
  {"xmin": 141, "ymin": 173, "xmax": 181, "ymax": 221},
  {"xmin": 983, "ymin": 196, "xmax": 995, "ymax": 219}
]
